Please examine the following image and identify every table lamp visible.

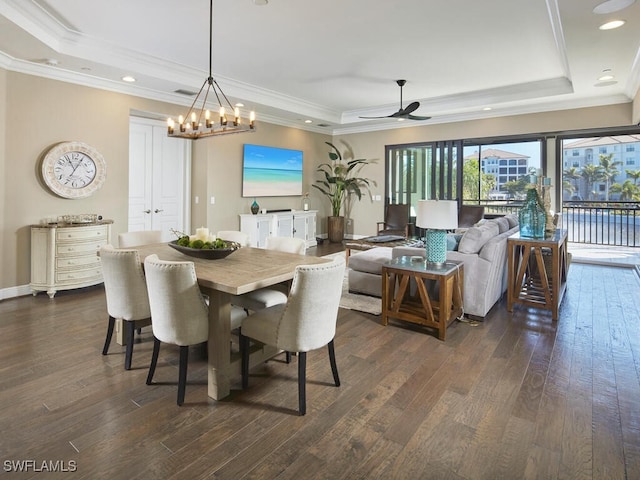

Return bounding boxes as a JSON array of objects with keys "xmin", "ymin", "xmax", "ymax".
[{"xmin": 416, "ymin": 200, "xmax": 458, "ymax": 265}]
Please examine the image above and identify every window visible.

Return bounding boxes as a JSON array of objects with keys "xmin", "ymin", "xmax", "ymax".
[
  {"xmin": 562, "ymin": 133, "xmax": 640, "ymax": 202},
  {"xmin": 572, "ymin": 149, "xmax": 580, "ymax": 156},
  {"xmin": 463, "ymin": 138, "xmax": 542, "ymax": 204},
  {"xmin": 386, "ymin": 137, "xmax": 543, "ymax": 215},
  {"xmin": 385, "ymin": 141, "xmax": 461, "ymax": 218}
]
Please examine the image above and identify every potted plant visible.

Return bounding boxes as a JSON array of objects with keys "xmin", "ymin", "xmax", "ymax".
[{"xmin": 313, "ymin": 141, "xmax": 374, "ymax": 242}]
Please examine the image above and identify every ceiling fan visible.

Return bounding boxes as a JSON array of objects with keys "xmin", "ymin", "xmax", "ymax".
[{"xmin": 360, "ymin": 79, "xmax": 431, "ymax": 121}]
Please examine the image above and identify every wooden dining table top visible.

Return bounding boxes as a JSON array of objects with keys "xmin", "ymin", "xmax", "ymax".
[{"xmin": 134, "ymin": 242, "xmax": 330, "ymax": 295}]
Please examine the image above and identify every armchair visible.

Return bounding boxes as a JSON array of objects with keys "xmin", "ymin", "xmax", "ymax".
[
  {"xmin": 377, "ymin": 204, "xmax": 412, "ymax": 237},
  {"xmin": 457, "ymin": 205, "xmax": 485, "ymax": 229}
]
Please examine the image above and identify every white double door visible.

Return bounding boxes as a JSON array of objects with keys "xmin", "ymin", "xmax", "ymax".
[{"xmin": 128, "ymin": 117, "xmax": 191, "ymax": 241}]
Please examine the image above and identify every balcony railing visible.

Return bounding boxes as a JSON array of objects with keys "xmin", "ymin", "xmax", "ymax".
[{"xmin": 465, "ymin": 199, "xmax": 640, "ymax": 247}]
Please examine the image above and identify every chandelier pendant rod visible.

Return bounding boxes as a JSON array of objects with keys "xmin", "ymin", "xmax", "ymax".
[{"xmin": 208, "ymin": 0, "xmax": 214, "ymax": 80}]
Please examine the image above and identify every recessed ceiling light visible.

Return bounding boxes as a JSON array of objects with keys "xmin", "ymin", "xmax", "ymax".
[
  {"xmin": 235, "ymin": 103, "xmax": 245, "ymax": 107},
  {"xmin": 598, "ymin": 74, "xmax": 615, "ymax": 81},
  {"xmin": 304, "ymin": 120, "xmax": 312, "ymax": 124},
  {"xmin": 599, "ymin": 19, "xmax": 626, "ymax": 29},
  {"xmin": 122, "ymin": 75, "xmax": 136, "ymax": 82},
  {"xmin": 593, "ymin": 0, "xmax": 635, "ymax": 14},
  {"xmin": 594, "ymin": 80, "xmax": 618, "ymax": 87},
  {"xmin": 483, "ymin": 107, "xmax": 492, "ymax": 111}
]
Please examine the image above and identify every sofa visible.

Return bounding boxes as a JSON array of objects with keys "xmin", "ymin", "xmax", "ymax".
[{"xmin": 348, "ymin": 214, "xmax": 519, "ymax": 319}]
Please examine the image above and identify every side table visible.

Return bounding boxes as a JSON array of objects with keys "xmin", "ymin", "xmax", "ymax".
[
  {"xmin": 382, "ymin": 256, "xmax": 464, "ymax": 340},
  {"xmin": 506, "ymin": 229, "xmax": 569, "ymax": 320}
]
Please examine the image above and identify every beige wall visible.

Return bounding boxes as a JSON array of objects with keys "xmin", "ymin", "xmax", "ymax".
[
  {"xmin": 191, "ymin": 122, "xmax": 330, "ymax": 233},
  {"xmin": 634, "ymin": 88, "xmax": 640, "ymax": 126},
  {"xmin": 334, "ymin": 103, "xmax": 634, "ymax": 237},
  {"xmin": 0, "ymin": 68, "xmax": 6, "ymax": 286},
  {"xmin": 0, "ymin": 68, "xmax": 635, "ymax": 293}
]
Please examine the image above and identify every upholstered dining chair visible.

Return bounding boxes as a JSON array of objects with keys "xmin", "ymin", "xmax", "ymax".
[
  {"xmin": 239, "ymin": 257, "xmax": 346, "ymax": 415},
  {"xmin": 377, "ymin": 204, "xmax": 412, "ymax": 237},
  {"xmin": 143, "ymin": 254, "xmax": 245, "ymax": 405},
  {"xmin": 99, "ymin": 245, "xmax": 152, "ymax": 370},
  {"xmin": 216, "ymin": 230, "xmax": 250, "ymax": 247},
  {"xmin": 232, "ymin": 236, "xmax": 306, "ymax": 313},
  {"xmin": 118, "ymin": 230, "xmax": 162, "ymax": 248}
]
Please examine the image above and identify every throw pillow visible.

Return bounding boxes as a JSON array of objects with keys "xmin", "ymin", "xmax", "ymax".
[
  {"xmin": 446, "ymin": 233, "xmax": 463, "ymax": 251},
  {"xmin": 505, "ymin": 213, "xmax": 519, "ymax": 228},
  {"xmin": 458, "ymin": 221, "xmax": 500, "ymax": 254},
  {"xmin": 494, "ymin": 216, "xmax": 510, "ymax": 233}
]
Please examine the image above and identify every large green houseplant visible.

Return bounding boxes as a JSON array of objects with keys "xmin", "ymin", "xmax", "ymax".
[{"xmin": 313, "ymin": 142, "xmax": 374, "ymax": 242}]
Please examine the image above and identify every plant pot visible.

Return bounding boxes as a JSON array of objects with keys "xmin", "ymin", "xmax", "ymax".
[{"xmin": 327, "ymin": 216, "xmax": 345, "ymax": 243}]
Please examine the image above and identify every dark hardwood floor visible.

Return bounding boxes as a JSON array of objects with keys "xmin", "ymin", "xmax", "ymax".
[{"xmin": 1, "ymin": 244, "xmax": 639, "ymax": 479}]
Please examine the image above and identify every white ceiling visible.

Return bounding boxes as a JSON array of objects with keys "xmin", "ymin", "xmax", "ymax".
[{"xmin": 1, "ymin": 0, "xmax": 639, "ymax": 134}]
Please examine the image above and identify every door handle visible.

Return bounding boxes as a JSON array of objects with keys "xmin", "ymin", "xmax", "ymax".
[
  {"xmin": 143, "ymin": 209, "xmax": 151, "ymax": 214},
  {"xmin": 154, "ymin": 209, "xmax": 164, "ymax": 213}
]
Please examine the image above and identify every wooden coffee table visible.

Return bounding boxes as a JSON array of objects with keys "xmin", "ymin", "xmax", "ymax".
[{"xmin": 381, "ymin": 256, "xmax": 464, "ymax": 340}]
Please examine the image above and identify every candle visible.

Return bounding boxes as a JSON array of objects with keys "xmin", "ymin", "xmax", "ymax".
[{"xmin": 195, "ymin": 227, "xmax": 209, "ymax": 241}]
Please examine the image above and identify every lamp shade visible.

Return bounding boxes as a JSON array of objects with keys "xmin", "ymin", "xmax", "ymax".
[{"xmin": 416, "ymin": 200, "xmax": 458, "ymax": 230}]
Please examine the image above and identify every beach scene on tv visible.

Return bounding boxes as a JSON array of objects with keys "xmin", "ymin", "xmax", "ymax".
[{"xmin": 242, "ymin": 144, "xmax": 303, "ymax": 197}]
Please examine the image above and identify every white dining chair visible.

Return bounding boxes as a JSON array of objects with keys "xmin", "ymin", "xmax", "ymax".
[
  {"xmin": 239, "ymin": 257, "xmax": 346, "ymax": 415},
  {"xmin": 118, "ymin": 230, "xmax": 162, "ymax": 248},
  {"xmin": 232, "ymin": 236, "xmax": 307, "ymax": 313},
  {"xmin": 99, "ymin": 245, "xmax": 152, "ymax": 370},
  {"xmin": 143, "ymin": 254, "xmax": 245, "ymax": 405},
  {"xmin": 216, "ymin": 230, "xmax": 250, "ymax": 247}
]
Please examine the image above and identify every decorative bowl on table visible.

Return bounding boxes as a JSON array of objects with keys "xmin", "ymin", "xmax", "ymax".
[{"xmin": 168, "ymin": 240, "xmax": 241, "ymax": 260}]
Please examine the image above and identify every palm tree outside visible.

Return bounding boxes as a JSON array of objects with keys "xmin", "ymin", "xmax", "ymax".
[
  {"xmin": 598, "ymin": 153, "xmax": 622, "ymax": 201},
  {"xmin": 580, "ymin": 163, "xmax": 603, "ymax": 200}
]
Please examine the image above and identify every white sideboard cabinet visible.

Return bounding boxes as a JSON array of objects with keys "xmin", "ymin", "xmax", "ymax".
[
  {"xmin": 240, "ymin": 210, "xmax": 317, "ymax": 248},
  {"xmin": 30, "ymin": 221, "xmax": 113, "ymax": 298}
]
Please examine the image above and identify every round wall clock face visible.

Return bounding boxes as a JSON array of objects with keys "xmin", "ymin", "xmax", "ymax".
[{"xmin": 41, "ymin": 141, "xmax": 107, "ymax": 199}]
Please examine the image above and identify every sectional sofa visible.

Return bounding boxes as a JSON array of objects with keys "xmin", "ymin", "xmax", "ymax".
[{"xmin": 348, "ymin": 214, "xmax": 519, "ymax": 318}]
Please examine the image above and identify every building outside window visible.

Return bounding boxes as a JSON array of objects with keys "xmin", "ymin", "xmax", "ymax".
[
  {"xmin": 561, "ymin": 134, "xmax": 640, "ymax": 201},
  {"xmin": 463, "ymin": 143, "xmax": 541, "ymax": 200}
]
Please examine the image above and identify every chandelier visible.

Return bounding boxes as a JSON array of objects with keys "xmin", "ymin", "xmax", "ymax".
[{"xmin": 167, "ymin": 0, "xmax": 256, "ymax": 139}]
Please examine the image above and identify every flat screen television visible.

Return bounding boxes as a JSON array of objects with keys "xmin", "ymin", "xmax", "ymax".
[{"xmin": 242, "ymin": 144, "xmax": 303, "ymax": 197}]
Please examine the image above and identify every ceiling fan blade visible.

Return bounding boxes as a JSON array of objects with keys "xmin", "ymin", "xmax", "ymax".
[
  {"xmin": 359, "ymin": 80, "xmax": 431, "ymax": 121},
  {"xmin": 388, "ymin": 109, "xmax": 406, "ymax": 118},
  {"xmin": 400, "ymin": 101, "xmax": 420, "ymax": 115},
  {"xmin": 407, "ymin": 114, "xmax": 431, "ymax": 121}
]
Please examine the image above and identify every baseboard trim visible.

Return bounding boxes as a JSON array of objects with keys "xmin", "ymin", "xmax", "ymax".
[{"xmin": 1, "ymin": 284, "xmax": 32, "ymax": 301}]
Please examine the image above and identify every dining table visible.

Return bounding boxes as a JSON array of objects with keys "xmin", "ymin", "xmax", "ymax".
[{"xmin": 134, "ymin": 243, "xmax": 329, "ymax": 400}]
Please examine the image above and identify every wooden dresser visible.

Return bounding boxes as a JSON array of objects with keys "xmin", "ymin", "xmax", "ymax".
[{"xmin": 30, "ymin": 220, "xmax": 113, "ymax": 298}]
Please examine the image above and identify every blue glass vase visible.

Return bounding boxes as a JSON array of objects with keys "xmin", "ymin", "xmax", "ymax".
[
  {"xmin": 250, "ymin": 198, "xmax": 259, "ymax": 215},
  {"xmin": 519, "ymin": 188, "xmax": 546, "ymax": 238}
]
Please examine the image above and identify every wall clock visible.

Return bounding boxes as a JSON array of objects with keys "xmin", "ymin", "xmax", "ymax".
[{"xmin": 41, "ymin": 141, "xmax": 107, "ymax": 199}]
